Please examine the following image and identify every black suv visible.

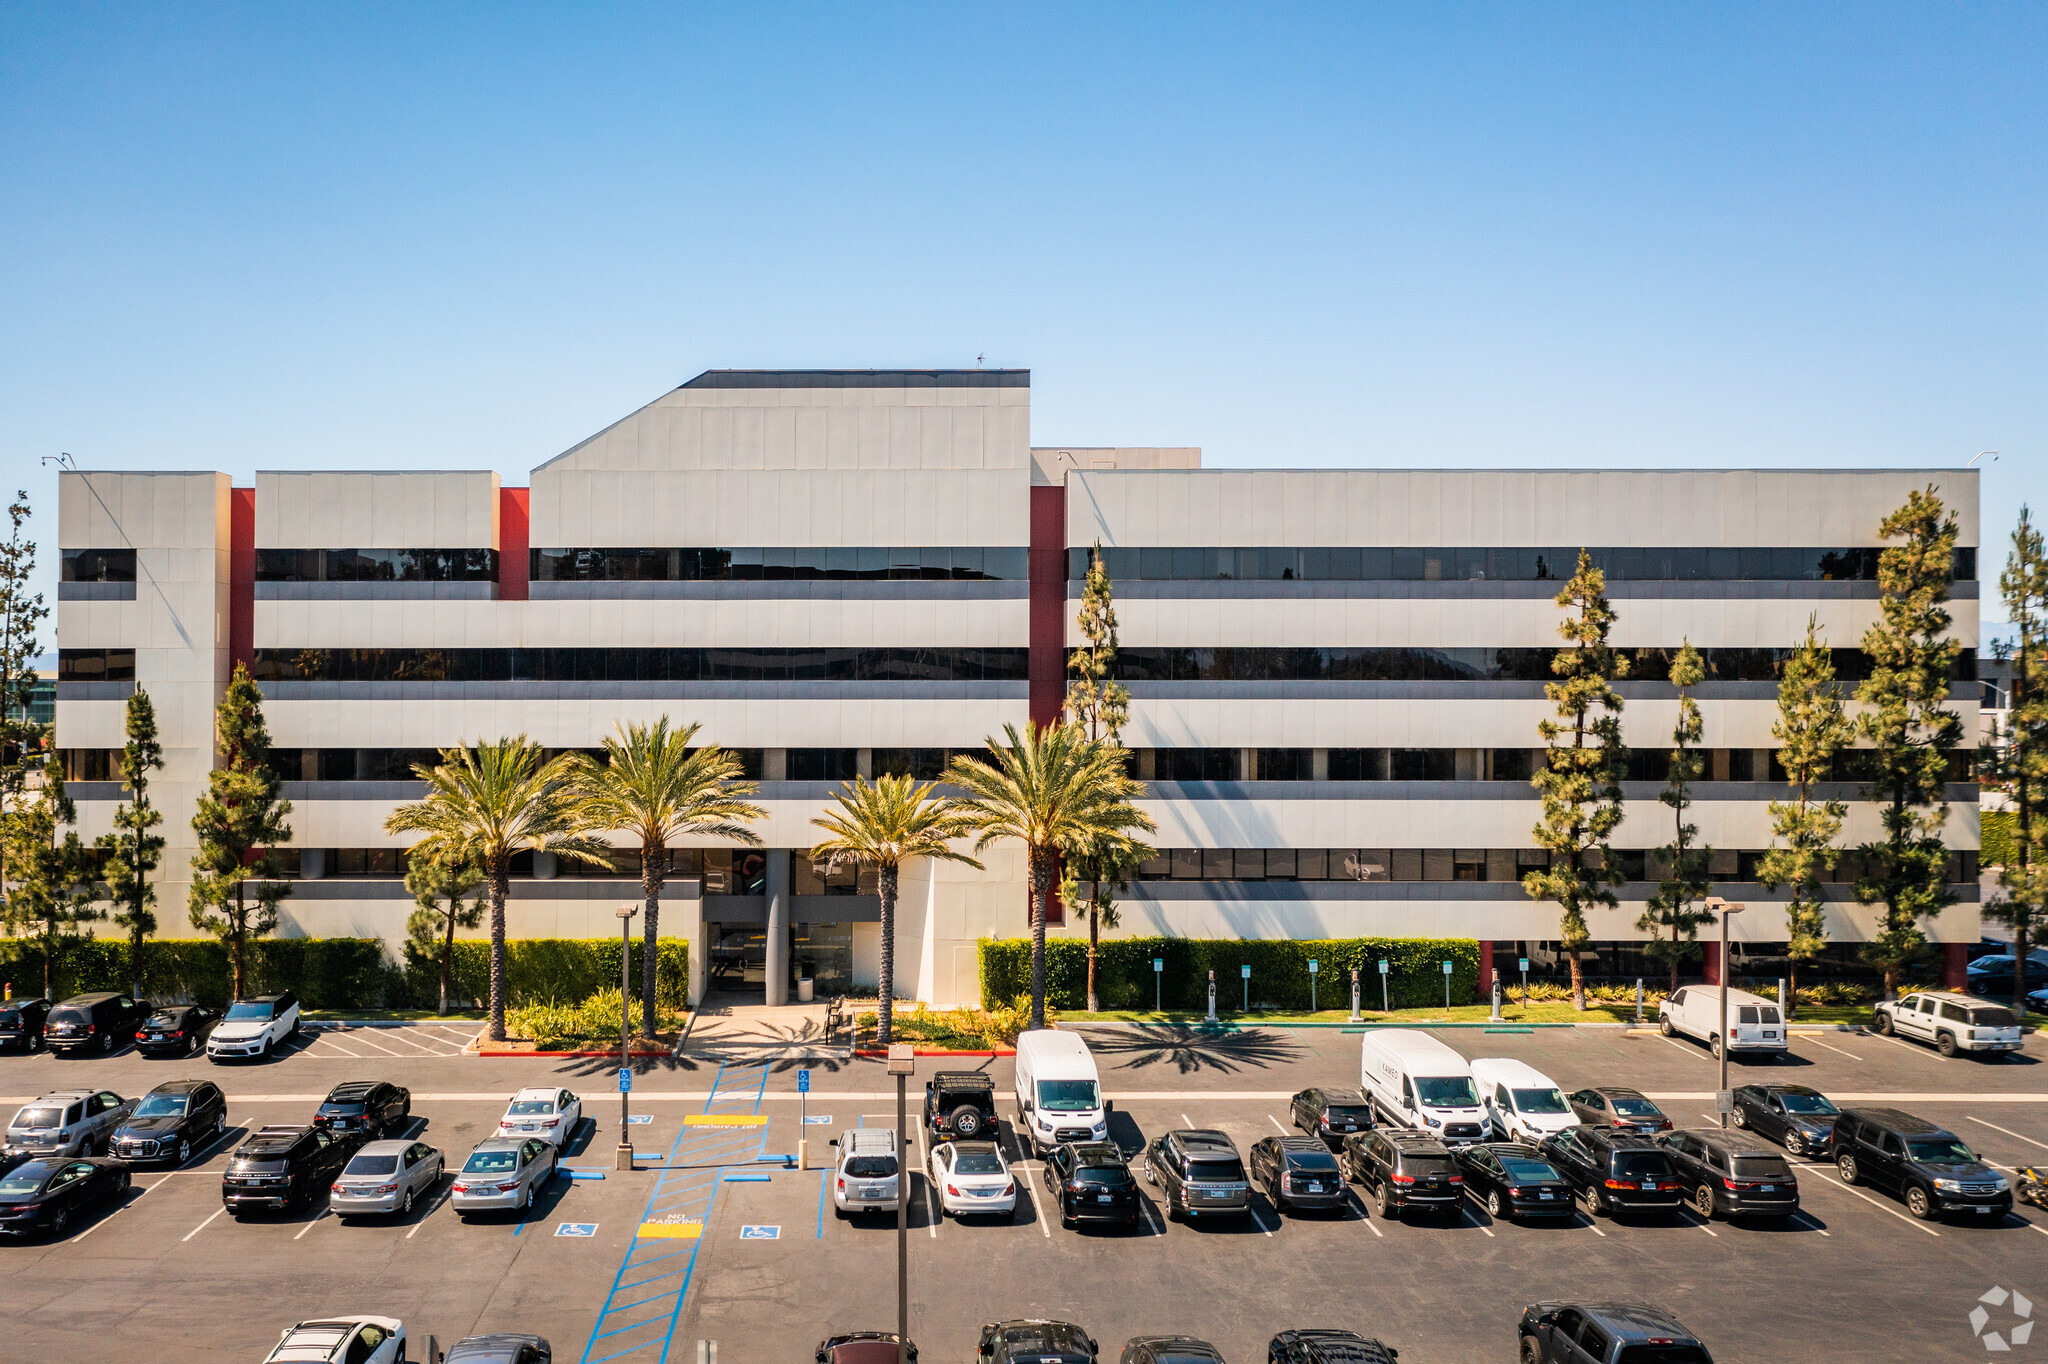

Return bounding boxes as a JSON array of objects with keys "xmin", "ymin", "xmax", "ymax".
[
  {"xmin": 925, "ymin": 1071, "xmax": 997, "ymax": 1141},
  {"xmin": 1340, "ymin": 1129, "xmax": 1460, "ymax": 1220},
  {"xmin": 1144, "ymin": 1129, "xmax": 1251, "ymax": 1221},
  {"xmin": 816, "ymin": 1334, "xmax": 917, "ymax": 1364},
  {"xmin": 315, "ymin": 1081, "xmax": 413, "ymax": 1139},
  {"xmin": 135, "ymin": 1005, "xmax": 218, "ymax": 1057},
  {"xmin": 44, "ymin": 992, "xmax": 149, "ymax": 1056},
  {"xmin": 1249, "ymin": 1135, "xmax": 1348, "ymax": 1213},
  {"xmin": 1537, "ymin": 1128, "xmax": 1683, "ymax": 1217},
  {"xmin": 0, "ymin": 998, "xmax": 50, "ymax": 1052},
  {"xmin": 1517, "ymin": 1302, "xmax": 1711, "ymax": 1363},
  {"xmin": 1730, "ymin": 1083, "xmax": 1839, "ymax": 1158},
  {"xmin": 1833, "ymin": 1107, "xmax": 2013, "ymax": 1221},
  {"xmin": 222, "ymin": 1124, "xmax": 360, "ymax": 1216},
  {"xmin": 112, "ymin": 1079, "xmax": 227, "ymax": 1166},
  {"xmin": 1655, "ymin": 1130, "xmax": 1799, "ymax": 1221},
  {"xmin": 1121, "ymin": 1337, "xmax": 1223, "ymax": 1364},
  {"xmin": 1268, "ymin": 1329, "xmax": 1400, "ymax": 1364},
  {"xmin": 1452, "ymin": 1141, "xmax": 1574, "ymax": 1222},
  {"xmin": 978, "ymin": 1321, "xmax": 1097, "ymax": 1364},
  {"xmin": 1290, "ymin": 1087, "xmax": 1374, "ymax": 1147},
  {"xmin": 1043, "ymin": 1140, "xmax": 1139, "ymax": 1229}
]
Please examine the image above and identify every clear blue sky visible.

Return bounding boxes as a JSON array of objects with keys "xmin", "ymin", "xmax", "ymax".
[{"xmin": 3, "ymin": 5, "xmax": 2041, "ymax": 642}]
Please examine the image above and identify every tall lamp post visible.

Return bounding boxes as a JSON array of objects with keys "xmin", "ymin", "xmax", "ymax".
[
  {"xmin": 886, "ymin": 1041, "xmax": 915, "ymax": 1364},
  {"xmin": 1706, "ymin": 896, "xmax": 1746, "ymax": 1129},
  {"xmin": 616, "ymin": 904, "xmax": 639, "ymax": 1170}
]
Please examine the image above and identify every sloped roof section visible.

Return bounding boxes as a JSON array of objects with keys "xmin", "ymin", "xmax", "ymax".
[{"xmin": 682, "ymin": 369, "xmax": 1027, "ymax": 388}]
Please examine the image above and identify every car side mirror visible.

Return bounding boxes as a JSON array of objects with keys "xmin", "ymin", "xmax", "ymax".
[
  {"xmin": 1103, "ymin": 1100, "xmax": 1113, "ymax": 1113},
  {"xmin": 828, "ymin": 1138, "xmax": 838, "ymax": 1147},
  {"xmin": 1022, "ymin": 1099, "xmax": 1034, "ymax": 1113},
  {"xmin": 817, "ymin": 1352, "xmax": 830, "ymax": 1363}
]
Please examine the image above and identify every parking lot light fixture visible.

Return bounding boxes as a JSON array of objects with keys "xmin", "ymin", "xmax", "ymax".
[
  {"xmin": 886, "ymin": 1042, "xmax": 914, "ymax": 1364},
  {"xmin": 1706, "ymin": 897, "xmax": 1746, "ymax": 1128},
  {"xmin": 617, "ymin": 904, "xmax": 639, "ymax": 1170}
]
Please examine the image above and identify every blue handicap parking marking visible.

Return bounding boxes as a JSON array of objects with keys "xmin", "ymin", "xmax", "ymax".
[
  {"xmin": 556, "ymin": 1222, "xmax": 598, "ymax": 1237},
  {"xmin": 739, "ymin": 1224, "xmax": 780, "ymax": 1239},
  {"xmin": 625, "ymin": 1114, "xmax": 653, "ymax": 1125},
  {"xmin": 802, "ymin": 1115, "xmax": 833, "ymax": 1125}
]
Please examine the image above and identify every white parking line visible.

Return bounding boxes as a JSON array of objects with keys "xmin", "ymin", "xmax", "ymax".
[
  {"xmin": 1248, "ymin": 1205, "xmax": 1274, "ymax": 1238},
  {"xmin": 1680, "ymin": 1210, "xmax": 1718, "ymax": 1237},
  {"xmin": 182, "ymin": 1208, "xmax": 224, "ymax": 1241},
  {"xmin": 1029, "ymin": 1166, "xmax": 1052, "ymax": 1237},
  {"xmin": 1656, "ymin": 1036, "xmax": 1708, "ymax": 1060},
  {"xmin": 1799, "ymin": 1168, "xmax": 1941, "ymax": 1235},
  {"xmin": 305, "ymin": 1036, "xmax": 371, "ymax": 1059},
  {"xmin": 408, "ymin": 1185, "xmax": 453, "ymax": 1238},
  {"xmin": 1267, "ymin": 1115, "xmax": 1289, "ymax": 1135},
  {"xmin": 1181, "ymin": 1113, "xmax": 1194, "ymax": 1128},
  {"xmin": 1801, "ymin": 1036, "xmax": 1865, "ymax": 1061},
  {"xmin": 1861, "ymin": 1030, "xmax": 1929, "ymax": 1057},
  {"xmin": 1140, "ymin": 1198, "xmax": 1166, "ymax": 1236},
  {"xmin": 918, "ymin": 1126, "xmax": 937, "ymax": 1239},
  {"xmin": 329, "ymin": 1030, "xmax": 408, "ymax": 1058},
  {"xmin": 1792, "ymin": 1212, "xmax": 1832, "ymax": 1237},
  {"xmin": 1968, "ymin": 1116, "xmax": 2048, "ymax": 1153},
  {"xmin": 294, "ymin": 1209, "xmax": 329, "ymax": 1240},
  {"xmin": 1462, "ymin": 1208, "xmax": 1495, "ymax": 1238}
]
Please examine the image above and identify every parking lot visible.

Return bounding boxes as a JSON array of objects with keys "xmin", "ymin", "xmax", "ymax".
[{"xmin": 3, "ymin": 1019, "xmax": 2045, "ymax": 1363}]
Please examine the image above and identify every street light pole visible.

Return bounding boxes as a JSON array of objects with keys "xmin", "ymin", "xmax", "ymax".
[
  {"xmin": 886, "ymin": 1042, "xmax": 915, "ymax": 1364},
  {"xmin": 1706, "ymin": 896, "xmax": 1746, "ymax": 1129},
  {"xmin": 617, "ymin": 904, "xmax": 639, "ymax": 1170}
]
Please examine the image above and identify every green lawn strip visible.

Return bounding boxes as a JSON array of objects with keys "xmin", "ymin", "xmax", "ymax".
[{"xmin": 1058, "ymin": 1003, "xmax": 1911, "ymax": 1027}]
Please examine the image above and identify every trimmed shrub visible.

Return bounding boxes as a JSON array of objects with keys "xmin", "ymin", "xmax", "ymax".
[
  {"xmin": 438, "ymin": 938, "xmax": 688, "ymax": 1012},
  {"xmin": 977, "ymin": 936, "xmax": 1481, "ymax": 1012},
  {"xmin": 1982, "ymin": 809, "xmax": 2016, "ymax": 869}
]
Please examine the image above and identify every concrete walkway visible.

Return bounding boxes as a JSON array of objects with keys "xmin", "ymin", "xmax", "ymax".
[{"xmin": 679, "ymin": 993, "xmax": 863, "ymax": 1059}]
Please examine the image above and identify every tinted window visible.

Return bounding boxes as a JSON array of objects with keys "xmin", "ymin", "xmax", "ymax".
[
  {"xmin": 1285, "ymin": 1152, "xmax": 1340, "ymax": 1172},
  {"xmin": 1905, "ymin": 1138, "xmax": 1976, "ymax": 1164},
  {"xmin": 1324, "ymin": 1105, "xmax": 1371, "ymax": 1125},
  {"xmin": 13, "ymin": 1107, "xmax": 64, "ymax": 1128},
  {"xmin": 1610, "ymin": 1097, "xmax": 1660, "ymax": 1118},
  {"xmin": 953, "ymin": 1151, "xmax": 1004, "ymax": 1174},
  {"xmin": 1939, "ymin": 1003, "xmax": 1969, "ymax": 1023},
  {"xmin": 322, "ymin": 1102, "xmax": 368, "ymax": 1115},
  {"xmin": 1968, "ymin": 1006, "xmax": 2017, "ymax": 1027},
  {"xmin": 1778, "ymin": 1092, "xmax": 1837, "ymax": 1115},
  {"xmin": 346, "ymin": 1154, "xmax": 399, "ymax": 1176},
  {"xmin": 845, "ymin": 1155, "xmax": 898, "ymax": 1178},
  {"xmin": 1188, "ymin": 1159, "xmax": 1247, "ymax": 1181},
  {"xmin": 1075, "ymin": 1167, "xmax": 1131, "ymax": 1186},
  {"xmin": 464, "ymin": 1150, "xmax": 518, "ymax": 1174},
  {"xmin": 1738, "ymin": 1006, "xmax": 1760, "ymax": 1024},
  {"xmin": 48, "ymin": 1007, "xmax": 89, "ymax": 1027},
  {"xmin": 0, "ymin": 1166, "xmax": 55, "ymax": 1195},
  {"xmin": 1612, "ymin": 1151, "xmax": 1673, "ymax": 1177},
  {"xmin": 1500, "ymin": 1157, "xmax": 1559, "ymax": 1180},
  {"xmin": 1729, "ymin": 1155, "xmax": 1791, "ymax": 1179},
  {"xmin": 1401, "ymin": 1155, "xmax": 1454, "ymax": 1179}
]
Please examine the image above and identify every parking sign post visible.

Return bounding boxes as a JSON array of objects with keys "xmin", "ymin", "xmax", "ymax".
[
  {"xmin": 797, "ymin": 1068, "xmax": 811, "ymax": 1168},
  {"xmin": 1241, "ymin": 963, "xmax": 1250, "ymax": 1015},
  {"xmin": 1441, "ymin": 959, "xmax": 1453, "ymax": 1011},
  {"xmin": 616, "ymin": 903, "xmax": 639, "ymax": 1172},
  {"xmin": 1378, "ymin": 959, "xmax": 1389, "ymax": 1014},
  {"xmin": 1154, "ymin": 958, "xmax": 1164, "ymax": 1013},
  {"xmin": 1308, "ymin": 959, "xmax": 1319, "ymax": 1013},
  {"xmin": 1519, "ymin": 956, "xmax": 1530, "ymax": 1007}
]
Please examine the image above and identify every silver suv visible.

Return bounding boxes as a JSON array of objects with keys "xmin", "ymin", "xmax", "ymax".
[
  {"xmin": 1143, "ymin": 1129, "xmax": 1251, "ymax": 1220},
  {"xmin": 6, "ymin": 1090, "xmax": 135, "ymax": 1157},
  {"xmin": 831, "ymin": 1128, "xmax": 901, "ymax": 1216}
]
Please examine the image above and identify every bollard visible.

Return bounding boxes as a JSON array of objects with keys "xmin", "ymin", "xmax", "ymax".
[
  {"xmin": 1490, "ymin": 970, "xmax": 1502, "ymax": 1022},
  {"xmin": 1634, "ymin": 978, "xmax": 1644, "ymax": 1024},
  {"xmin": 1778, "ymin": 976, "xmax": 1789, "ymax": 1021},
  {"xmin": 1349, "ymin": 969, "xmax": 1361, "ymax": 1023},
  {"xmin": 1206, "ymin": 969, "xmax": 1217, "ymax": 1023}
]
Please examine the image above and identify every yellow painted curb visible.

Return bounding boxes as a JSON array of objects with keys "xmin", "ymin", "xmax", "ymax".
[
  {"xmin": 683, "ymin": 1115, "xmax": 769, "ymax": 1126},
  {"xmin": 637, "ymin": 1222, "xmax": 703, "ymax": 1239}
]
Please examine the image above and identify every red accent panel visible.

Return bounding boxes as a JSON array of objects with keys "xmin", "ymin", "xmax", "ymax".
[
  {"xmin": 1478, "ymin": 940, "xmax": 1494, "ymax": 995},
  {"xmin": 229, "ymin": 488, "xmax": 255, "ymax": 672},
  {"xmin": 1702, "ymin": 940, "xmax": 1722, "ymax": 986},
  {"xmin": 1028, "ymin": 484, "xmax": 1066, "ymax": 728},
  {"xmin": 499, "ymin": 487, "xmax": 530, "ymax": 602},
  {"xmin": 1942, "ymin": 941, "xmax": 1968, "ymax": 989}
]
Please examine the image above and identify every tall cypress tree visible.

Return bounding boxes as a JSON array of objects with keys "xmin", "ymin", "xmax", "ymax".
[
  {"xmin": 1525, "ymin": 549, "xmax": 1629, "ymax": 1011},
  {"xmin": 189, "ymin": 664, "xmax": 294, "ymax": 1000},
  {"xmin": 1062, "ymin": 542, "xmax": 1148, "ymax": 1013},
  {"xmin": 1986, "ymin": 507, "xmax": 2048, "ymax": 1012},
  {"xmin": 1638, "ymin": 641, "xmax": 1714, "ymax": 993},
  {"xmin": 1, "ymin": 754, "xmax": 100, "ymax": 1000},
  {"xmin": 1854, "ymin": 487, "xmax": 1963, "ymax": 999},
  {"xmin": 0, "ymin": 491, "xmax": 50, "ymax": 900},
  {"xmin": 98, "ymin": 687, "xmax": 165, "ymax": 999},
  {"xmin": 1758, "ymin": 617, "xmax": 1851, "ymax": 1018},
  {"xmin": 405, "ymin": 851, "xmax": 484, "ymax": 1015}
]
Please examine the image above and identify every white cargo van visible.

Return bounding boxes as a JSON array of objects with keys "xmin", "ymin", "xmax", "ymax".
[
  {"xmin": 1013, "ymin": 1029, "xmax": 1109, "ymax": 1155},
  {"xmin": 1469, "ymin": 1057, "xmax": 1580, "ymax": 1143},
  {"xmin": 1658, "ymin": 986, "xmax": 1788, "ymax": 1058},
  {"xmin": 1358, "ymin": 1030, "xmax": 1487, "ymax": 1145}
]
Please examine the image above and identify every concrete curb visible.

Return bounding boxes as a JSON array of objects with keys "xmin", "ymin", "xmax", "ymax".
[
  {"xmin": 1060, "ymin": 1018, "xmax": 1879, "ymax": 1034},
  {"xmin": 303, "ymin": 1019, "xmax": 483, "ymax": 1030}
]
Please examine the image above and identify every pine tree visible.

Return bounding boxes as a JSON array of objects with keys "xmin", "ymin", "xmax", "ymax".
[
  {"xmin": 1986, "ymin": 507, "xmax": 2048, "ymax": 1012},
  {"xmin": 188, "ymin": 664, "xmax": 294, "ymax": 1000},
  {"xmin": 1, "ymin": 754, "xmax": 100, "ymax": 999},
  {"xmin": 1638, "ymin": 641, "xmax": 1715, "ymax": 993},
  {"xmin": 1854, "ymin": 486, "xmax": 1963, "ymax": 999},
  {"xmin": 1062, "ymin": 542, "xmax": 1150, "ymax": 1013},
  {"xmin": 1757, "ymin": 617, "xmax": 1851, "ymax": 1018},
  {"xmin": 0, "ymin": 490, "xmax": 50, "ymax": 901},
  {"xmin": 98, "ymin": 687, "xmax": 165, "ymax": 999},
  {"xmin": 405, "ymin": 851, "xmax": 484, "ymax": 1015},
  {"xmin": 1525, "ymin": 549, "xmax": 1629, "ymax": 1010}
]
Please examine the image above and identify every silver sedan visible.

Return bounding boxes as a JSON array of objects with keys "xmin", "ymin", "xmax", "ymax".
[
  {"xmin": 451, "ymin": 1137, "xmax": 558, "ymax": 1216},
  {"xmin": 330, "ymin": 1140, "xmax": 445, "ymax": 1219}
]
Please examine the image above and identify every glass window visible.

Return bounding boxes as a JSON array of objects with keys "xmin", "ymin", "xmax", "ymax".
[
  {"xmin": 1390, "ymin": 849, "xmax": 1423, "ymax": 881},
  {"xmin": 1263, "ymin": 848, "xmax": 1296, "ymax": 879},
  {"xmin": 1296, "ymin": 849, "xmax": 1328, "ymax": 880}
]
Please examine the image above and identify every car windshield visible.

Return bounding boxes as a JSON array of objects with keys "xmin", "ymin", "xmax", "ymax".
[
  {"xmin": 346, "ymin": 1154, "xmax": 399, "ymax": 1175},
  {"xmin": 224, "ymin": 1002, "xmax": 273, "ymax": 1021},
  {"xmin": 1970, "ymin": 1006, "xmax": 2019, "ymax": 1027},
  {"xmin": 1906, "ymin": 1138, "xmax": 1978, "ymax": 1164},
  {"xmin": 507, "ymin": 1101, "xmax": 554, "ymax": 1116},
  {"xmin": 0, "ymin": 1168, "xmax": 53, "ymax": 1195},
  {"xmin": 1414, "ymin": 1076, "xmax": 1480, "ymax": 1107},
  {"xmin": 133, "ymin": 1095, "xmax": 188, "ymax": 1118},
  {"xmin": 1074, "ymin": 1167, "xmax": 1130, "ymax": 1186},
  {"xmin": 1036, "ymin": 1079, "xmax": 1100, "ymax": 1112},
  {"xmin": 953, "ymin": 1151, "xmax": 1005, "ymax": 1175},
  {"xmin": 846, "ymin": 1155, "xmax": 898, "ymax": 1178},
  {"xmin": 1188, "ymin": 1158, "xmax": 1246, "ymax": 1182},
  {"xmin": 13, "ymin": 1107, "xmax": 64, "ymax": 1129},
  {"xmin": 1729, "ymin": 1155, "xmax": 1792, "ymax": 1179},
  {"xmin": 464, "ymin": 1150, "xmax": 518, "ymax": 1174},
  {"xmin": 1501, "ymin": 1157, "xmax": 1559, "ymax": 1181},
  {"xmin": 1609, "ymin": 1097, "xmax": 1662, "ymax": 1118},
  {"xmin": 1323, "ymin": 1105, "xmax": 1371, "ymax": 1124},
  {"xmin": 1513, "ymin": 1087, "xmax": 1570, "ymax": 1115},
  {"xmin": 1286, "ymin": 1152, "xmax": 1340, "ymax": 1172},
  {"xmin": 1613, "ymin": 1152, "xmax": 1673, "ymax": 1177},
  {"xmin": 1777, "ymin": 1092, "xmax": 1837, "ymax": 1116}
]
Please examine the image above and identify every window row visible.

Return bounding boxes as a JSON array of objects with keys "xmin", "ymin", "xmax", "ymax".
[
  {"xmin": 532, "ymin": 547, "xmax": 1029, "ymax": 582},
  {"xmin": 1135, "ymin": 747, "xmax": 1975, "ymax": 783},
  {"xmin": 1109, "ymin": 645, "xmax": 1978, "ymax": 684},
  {"xmin": 61, "ymin": 549, "xmax": 137, "ymax": 583},
  {"xmin": 264, "ymin": 846, "xmax": 880, "ymax": 893},
  {"xmin": 1071, "ymin": 545, "xmax": 1978, "ymax": 584},
  {"xmin": 254, "ymin": 548, "xmax": 500, "ymax": 583},
  {"xmin": 1134, "ymin": 847, "xmax": 1979, "ymax": 884},
  {"xmin": 244, "ymin": 647, "xmax": 1032, "ymax": 684}
]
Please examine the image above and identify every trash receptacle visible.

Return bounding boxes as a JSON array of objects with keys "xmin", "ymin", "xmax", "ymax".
[{"xmin": 797, "ymin": 977, "xmax": 814, "ymax": 1003}]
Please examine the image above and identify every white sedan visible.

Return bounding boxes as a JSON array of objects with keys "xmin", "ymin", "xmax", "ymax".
[
  {"xmin": 929, "ymin": 1140, "xmax": 1017, "ymax": 1218},
  {"xmin": 496, "ymin": 1087, "xmax": 583, "ymax": 1148}
]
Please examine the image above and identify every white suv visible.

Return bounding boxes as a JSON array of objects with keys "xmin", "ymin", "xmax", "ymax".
[
  {"xmin": 263, "ymin": 1316, "xmax": 405, "ymax": 1364},
  {"xmin": 831, "ymin": 1128, "xmax": 901, "ymax": 1216},
  {"xmin": 1874, "ymin": 990, "xmax": 2026, "ymax": 1058},
  {"xmin": 207, "ymin": 992, "xmax": 301, "ymax": 1062}
]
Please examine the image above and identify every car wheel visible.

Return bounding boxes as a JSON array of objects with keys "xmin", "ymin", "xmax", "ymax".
[
  {"xmin": 1487, "ymin": 1189, "xmax": 1505, "ymax": 1218},
  {"xmin": 1874, "ymin": 1011, "xmax": 1894, "ymax": 1036},
  {"xmin": 1581, "ymin": 1186, "xmax": 1603, "ymax": 1217},
  {"xmin": 1906, "ymin": 1185, "xmax": 1934, "ymax": 1219},
  {"xmin": 1785, "ymin": 1130, "xmax": 1805, "ymax": 1156},
  {"xmin": 1520, "ymin": 1339, "xmax": 1543, "ymax": 1364},
  {"xmin": 1694, "ymin": 1185, "xmax": 1716, "ymax": 1219},
  {"xmin": 401, "ymin": 1187, "xmax": 415, "ymax": 1217},
  {"xmin": 1711, "ymin": 1034, "xmax": 1724, "ymax": 1059},
  {"xmin": 176, "ymin": 1138, "xmax": 191, "ymax": 1166},
  {"xmin": 1659, "ymin": 1016, "xmax": 1675, "ymax": 1037},
  {"xmin": 1731, "ymin": 1106, "xmax": 1748, "ymax": 1129},
  {"xmin": 49, "ymin": 1207, "xmax": 69, "ymax": 1238},
  {"xmin": 1937, "ymin": 1032, "xmax": 1958, "ymax": 1058},
  {"xmin": 1374, "ymin": 1183, "xmax": 1392, "ymax": 1217},
  {"xmin": 951, "ymin": 1106, "xmax": 983, "ymax": 1139},
  {"xmin": 100, "ymin": 1032, "xmax": 115, "ymax": 1054},
  {"xmin": 1838, "ymin": 1154, "xmax": 1860, "ymax": 1185}
]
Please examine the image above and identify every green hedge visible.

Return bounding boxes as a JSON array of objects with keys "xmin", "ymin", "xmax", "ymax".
[
  {"xmin": 0, "ymin": 936, "xmax": 686, "ymax": 1012},
  {"xmin": 1983, "ymin": 810, "xmax": 2015, "ymax": 868},
  {"xmin": 977, "ymin": 936, "xmax": 1481, "ymax": 1012}
]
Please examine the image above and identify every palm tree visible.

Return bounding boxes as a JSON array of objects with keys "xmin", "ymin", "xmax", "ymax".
[
  {"xmin": 386, "ymin": 737, "xmax": 611, "ymax": 1041},
  {"xmin": 808, "ymin": 774, "xmax": 983, "ymax": 1044},
  {"xmin": 946, "ymin": 721, "xmax": 1154, "ymax": 1030},
  {"xmin": 566, "ymin": 719, "xmax": 766, "ymax": 1036}
]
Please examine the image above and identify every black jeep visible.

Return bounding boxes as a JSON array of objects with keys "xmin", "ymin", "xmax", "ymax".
[{"xmin": 925, "ymin": 1071, "xmax": 998, "ymax": 1141}]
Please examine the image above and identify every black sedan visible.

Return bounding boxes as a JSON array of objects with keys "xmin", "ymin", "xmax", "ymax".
[
  {"xmin": 0, "ymin": 998, "xmax": 50, "ymax": 1052},
  {"xmin": 1567, "ymin": 1087, "xmax": 1673, "ymax": 1133},
  {"xmin": 135, "ymin": 1006, "xmax": 219, "ymax": 1057},
  {"xmin": 1042, "ymin": 1141, "xmax": 1141, "ymax": 1229},
  {"xmin": 0, "ymin": 1157, "xmax": 130, "ymax": 1239},
  {"xmin": 1453, "ymin": 1142, "xmax": 1575, "ymax": 1222},
  {"xmin": 1248, "ymin": 1135, "xmax": 1348, "ymax": 1213},
  {"xmin": 112, "ymin": 1080, "xmax": 228, "ymax": 1166},
  {"xmin": 1732, "ymin": 1083, "xmax": 1840, "ymax": 1157}
]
